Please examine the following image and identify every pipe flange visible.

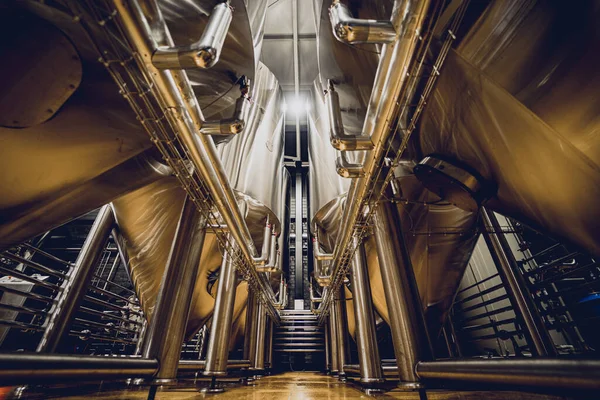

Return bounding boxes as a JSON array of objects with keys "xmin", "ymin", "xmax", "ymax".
[{"xmin": 413, "ymin": 155, "xmax": 495, "ymax": 212}]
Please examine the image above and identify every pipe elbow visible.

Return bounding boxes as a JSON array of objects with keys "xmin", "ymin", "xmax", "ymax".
[
  {"xmin": 329, "ymin": 2, "xmax": 396, "ymax": 45},
  {"xmin": 336, "ymin": 153, "xmax": 364, "ymax": 178},
  {"xmin": 192, "ymin": 46, "xmax": 218, "ymax": 69}
]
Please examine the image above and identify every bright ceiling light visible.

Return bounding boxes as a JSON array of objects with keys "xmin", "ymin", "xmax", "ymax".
[{"xmin": 287, "ymin": 95, "xmax": 308, "ymax": 116}]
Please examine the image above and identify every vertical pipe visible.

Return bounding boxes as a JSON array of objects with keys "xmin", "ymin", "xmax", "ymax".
[
  {"xmin": 253, "ymin": 302, "xmax": 267, "ymax": 371},
  {"xmin": 480, "ymin": 208, "xmax": 556, "ymax": 356},
  {"xmin": 38, "ymin": 205, "xmax": 114, "ymax": 353},
  {"xmin": 243, "ymin": 289, "xmax": 256, "ymax": 361},
  {"xmin": 334, "ymin": 285, "xmax": 349, "ymax": 379},
  {"xmin": 349, "ymin": 237, "xmax": 384, "ymax": 383},
  {"xmin": 329, "ymin": 305, "xmax": 340, "ymax": 374},
  {"xmin": 265, "ymin": 318, "xmax": 274, "ymax": 369},
  {"xmin": 142, "ymin": 197, "xmax": 207, "ymax": 381},
  {"xmin": 295, "ymin": 173, "xmax": 303, "ymax": 301},
  {"xmin": 324, "ymin": 321, "xmax": 331, "ymax": 372},
  {"xmin": 204, "ymin": 244, "xmax": 239, "ymax": 376},
  {"xmin": 247, "ymin": 295, "xmax": 260, "ymax": 370},
  {"xmin": 373, "ymin": 200, "xmax": 431, "ymax": 386}
]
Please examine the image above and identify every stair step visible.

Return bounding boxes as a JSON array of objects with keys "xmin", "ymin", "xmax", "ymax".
[
  {"xmin": 275, "ymin": 331, "xmax": 323, "ymax": 336},
  {"xmin": 274, "ymin": 337, "xmax": 323, "ymax": 342}
]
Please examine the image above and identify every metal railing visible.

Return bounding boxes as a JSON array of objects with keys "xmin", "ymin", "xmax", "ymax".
[
  {"xmin": 447, "ymin": 213, "xmax": 600, "ymax": 358},
  {"xmin": 0, "ymin": 220, "xmax": 145, "ymax": 355}
]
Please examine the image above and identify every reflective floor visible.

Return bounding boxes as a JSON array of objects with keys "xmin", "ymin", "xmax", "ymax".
[{"xmin": 22, "ymin": 372, "xmax": 570, "ymax": 400}]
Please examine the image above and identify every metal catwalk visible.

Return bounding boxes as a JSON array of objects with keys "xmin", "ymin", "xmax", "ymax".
[{"xmin": 0, "ymin": 0, "xmax": 599, "ymax": 399}]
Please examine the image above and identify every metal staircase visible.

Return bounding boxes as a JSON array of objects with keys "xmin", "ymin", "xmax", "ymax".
[{"xmin": 273, "ymin": 310, "xmax": 324, "ymax": 354}]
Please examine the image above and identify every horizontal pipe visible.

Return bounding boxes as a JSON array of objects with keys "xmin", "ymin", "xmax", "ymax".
[
  {"xmin": 79, "ymin": 306, "xmax": 142, "ymax": 326},
  {"xmin": 177, "ymin": 360, "xmax": 251, "ymax": 371},
  {"xmin": 0, "ymin": 266, "xmax": 59, "ymax": 290},
  {"xmin": 68, "ymin": 330, "xmax": 137, "ymax": 345},
  {"xmin": 0, "ymin": 285, "xmax": 53, "ymax": 303},
  {"xmin": 2, "ymin": 252, "xmax": 66, "ymax": 279},
  {"xmin": 73, "ymin": 317, "xmax": 139, "ymax": 335},
  {"xmin": 416, "ymin": 359, "xmax": 600, "ymax": 391},
  {"xmin": 87, "ymin": 284, "xmax": 139, "ymax": 306},
  {"xmin": 344, "ymin": 364, "xmax": 399, "ymax": 379},
  {"xmin": 329, "ymin": 2, "xmax": 396, "ymax": 44},
  {"xmin": 0, "ymin": 302, "xmax": 44, "ymax": 316},
  {"xmin": 21, "ymin": 243, "xmax": 72, "ymax": 266},
  {"xmin": 82, "ymin": 294, "xmax": 141, "ymax": 316},
  {"xmin": 152, "ymin": 2, "xmax": 232, "ymax": 69},
  {"xmin": 0, "ymin": 354, "xmax": 157, "ymax": 384},
  {"xmin": 0, "ymin": 319, "xmax": 44, "ymax": 331}
]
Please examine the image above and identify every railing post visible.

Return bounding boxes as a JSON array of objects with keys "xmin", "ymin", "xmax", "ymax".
[
  {"xmin": 141, "ymin": 196, "xmax": 207, "ymax": 382},
  {"xmin": 372, "ymin": 200, "xmax": 431, "ymax": 387},
  {"xmin": 37, "ymin": 205, "xmax": 114, "ymax": 353},
  {"xmin": 329, "ymin": 304, "xmax": 340, "ymax": 375},
  {"xmin": 252, "ymin": 301, "xmax": 267, "ymax": 373},
  {"xmin": 243, "ymin": 289, "xmax": 257, "ymax": 366},
  {"xmin": 324, "ymin": 321, "xmax": 331, "ymax": 373},
  {"xmin": 479, "ymin": 208, "xmax": 556, "ymax": 356},
  {"xmin": 349, "ymin": 237, "xmax": 384, "ymax": 384},
  {"xmin": 333, "ymin": 284, "xmax": 350, "ymax": 381}
]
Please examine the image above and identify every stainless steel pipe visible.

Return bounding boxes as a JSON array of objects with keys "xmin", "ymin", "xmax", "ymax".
[
  {"xmin": 333, "ymin": 285, "xmax": 350, "ymax": 379},
  {"xmin": 329, "ymin": 303, "xmax": 340, "ymax": 374},
  {"xmin": 142, "ymin": 197, "xmax": 207, "ymax": 382},
  {"xmin": 349, "ymin": 237, "xmax": 384, "ymax": 384},
  {"xmin": 324, "ymin": 321, "xmax": 331, "ymax": 372},
  {"xmin": 252, "ymin": 301, "xmax": 267, "ymax": 371},
  {"xmin": 201, "ymin": 94, "xmax": 250, "ymax": 136},
  {"xmin": 480, "ymin": 208, "xmax": 556, "ymax": 356},
  {"xmin": 320, "ymin": 0, "xmax": 431, "ymax": 317},
  {"xmin": 329, "ymin": 2, "xmax": 396, "ymax": 44},
  {"xmin": 265, "ymin": 318, "xmax": 274, "ymax": 369},
  {"xmin": 178, "ymin": 359, "xmax": 250, "ymax": 371},
  {"xmin": 204, "ymin": 246, "xmax": 239, "ymax": 376},
  {"xmin": 373, "ymin": 200, "xmax": 430, "ymax": 384},
  {"xmin": 243, "ymin": 289, "xmax": 257, "ymax": 362},
  {"xmin": 152, "ymin": 2, "xmax": 233, "ymax": 69},
  {"xmin": 336, "ymin": 150, "xmax": 365, "ymax": 178},
  {"xmin": 0, "ymin": 354, "xmax": 157, "ymax": 384},
  {"xmin": 325, "ymin": 80, "xmax": 374, "ymax": 151},
  {"xmin": 244, "ymin": 292, "xmax": 259, "ymax": 369},
  {"xmin": 38, "ymin": 205, "xmax": 115, "ymax": 353},
  {"xmin": 415, "ymin": 358, "xmax": 600, "ymax": 391}
]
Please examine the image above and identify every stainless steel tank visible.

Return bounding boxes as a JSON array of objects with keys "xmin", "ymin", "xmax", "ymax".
[
  {"xmin": 417, "ymin": 0, "xmax": 600, "ymax": 255},
  {"xmin": 0, "ymin": 0, "xmax": 268, "ymax": 249}
]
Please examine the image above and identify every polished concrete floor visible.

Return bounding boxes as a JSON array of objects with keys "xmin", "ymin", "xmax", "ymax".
[{"xmin": 31, "ymin": 372, "xmax": 571, "ymax": 400}]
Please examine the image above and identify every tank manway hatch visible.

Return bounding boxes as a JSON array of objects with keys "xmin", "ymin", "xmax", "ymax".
[{"xmin": 413, "ymin": 155, "xmax": 495, "ymax": 212}]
